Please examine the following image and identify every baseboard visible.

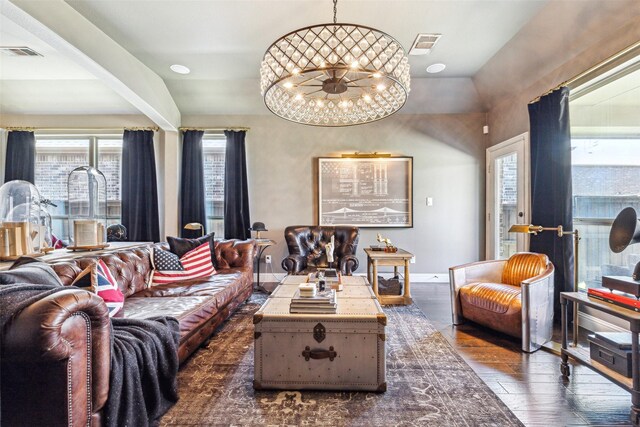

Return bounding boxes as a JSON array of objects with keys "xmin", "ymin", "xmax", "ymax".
[
  {"xmin": 578, "ymin": 312, "xmax": 628, "ymax": 333},
  {"xmin": 354, "ymin": 272, "xmax": 448, "ymax": 282},
  {"xmin": 255, "ymin": 272, "xmax": 449, "ymax": 283}
]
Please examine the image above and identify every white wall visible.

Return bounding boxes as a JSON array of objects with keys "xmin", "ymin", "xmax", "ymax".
[{"xmin": 184, "ymin": 113, "xmax": 486, "ymax": 274}]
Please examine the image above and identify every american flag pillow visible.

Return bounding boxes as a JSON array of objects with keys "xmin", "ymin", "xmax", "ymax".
[{"xmin": 151, "ymin": 242, "xmax": 216, "ymax": 285}]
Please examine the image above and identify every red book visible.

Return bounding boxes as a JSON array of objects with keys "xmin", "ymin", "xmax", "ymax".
[{"xmin": 588, "ymin": 287, "xmax": 640, "ymax": 311}]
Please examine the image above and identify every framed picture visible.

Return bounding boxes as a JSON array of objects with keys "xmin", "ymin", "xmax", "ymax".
[{"xmin": 318, "ymin": 156, "xmax": 413, "ymax": 228}]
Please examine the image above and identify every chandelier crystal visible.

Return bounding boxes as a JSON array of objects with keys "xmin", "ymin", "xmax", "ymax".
[{"xmin": 260, "ymin": 0, "xmax": 410, "ymax": 127}]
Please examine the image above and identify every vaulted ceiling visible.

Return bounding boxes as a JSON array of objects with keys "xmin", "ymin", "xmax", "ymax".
[{"xmin": 1, "ymin": 0, "xmax": 639, "ymax": 128}]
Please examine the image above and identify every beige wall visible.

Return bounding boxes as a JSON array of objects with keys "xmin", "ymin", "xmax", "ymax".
[
  {"xmin": 484, "ymin": 15, "xmax": 640, "ymax": 146},
  {"xmin": 184, "ymin": 113, "xmax": 487, "ymax": 274}
]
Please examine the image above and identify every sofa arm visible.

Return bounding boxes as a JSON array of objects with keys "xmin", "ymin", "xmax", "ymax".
[
  {"xmin": 216, "ymin": 239, "xmax": 256, "ymax": 271},
  {"xmin": 2, "ymin": 288, "xmax": 111, "ymax": 426},
  {"xmin": 282, "ymin": 254, "xmax": 307, "ymax": 274},
  {"xmin": 339, "ymin": 254, "xmax": 359, "ymax": 275},
  {"xmin": 448, "ymin": 259, "xmax": 507, "ymax": 325},
  {"xmin": 521, "ymin": 264, "xmax": 555, "ymax": 352}
]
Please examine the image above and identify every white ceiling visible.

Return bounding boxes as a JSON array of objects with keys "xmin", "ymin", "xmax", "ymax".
[
  {"xmin": 0, "ymin": 13, "xmax": 140, "ymax": 114},
  {"xmin": 0, "ymin": 0, "xmax": 638, "ymax": 120}
]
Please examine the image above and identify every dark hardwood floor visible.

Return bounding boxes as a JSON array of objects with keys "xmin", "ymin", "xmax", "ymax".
[
  {"xmin": 260, "ymin": 280, "xmax": 633, "ymax": 426},
  {"xmin": 411, "ymin": 282, "xmax": 632, "ymax": 427}
]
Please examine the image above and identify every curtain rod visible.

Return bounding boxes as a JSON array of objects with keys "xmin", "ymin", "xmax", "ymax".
[
  {"xmin": 4, "ymin": 126, "xmax": 159, "ymax": 132},
  {"xmin": 178, "ymin": 127, "xmax": 250, "ymax": 132},
  {"xmin": 529, "ymin": 40, "xmax": 640, "ymax": 104}
]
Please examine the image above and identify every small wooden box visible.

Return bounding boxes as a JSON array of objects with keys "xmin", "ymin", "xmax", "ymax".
[
  {"xmin": 254, "ymin": 281, "xmax": 386, "ymax": 392},
  {"xmin": 588, "ymin": 333, "xmax": 632, "ymax": 378}
]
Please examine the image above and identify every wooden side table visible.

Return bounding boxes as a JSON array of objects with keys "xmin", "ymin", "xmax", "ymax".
[
  {"xmin": 254, "ymin": 239, "xmax": 276, "ymax": 294},
  {"xmin": 364, "ymin": 247, "xmax": 413, "ymax": 305}
]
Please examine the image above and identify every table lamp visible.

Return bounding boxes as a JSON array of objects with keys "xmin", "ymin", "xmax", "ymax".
[
  {"xmin": 249, "ymin": 222, "xmax": 268, "ymax": 239},
  {"xmin": 184, "ymin": 222, "xmax": 204, "ymax": 237}
]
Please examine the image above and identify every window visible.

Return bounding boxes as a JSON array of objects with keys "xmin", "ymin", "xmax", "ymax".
[
  {"xmin": 570, "ymin": 60, "xmax": 640, "ymax": 290},
  {"xmin": 203, "ymin": 135, "xmax": 225, "ymax": 236},
  {"xmin": 35, "ymin": 135, "xmax": 122, "ymax": 241}
]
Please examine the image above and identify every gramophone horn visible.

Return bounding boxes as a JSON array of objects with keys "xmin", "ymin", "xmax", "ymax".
[{"xmin": 610, "ymin": 207, "xmax": 640, "ymax": 253}]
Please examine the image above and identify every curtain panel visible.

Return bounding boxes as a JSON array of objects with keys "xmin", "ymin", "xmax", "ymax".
[
  {"xmin": 121, "ymin": 130, "xmax": 160, "ymax": 242},
  {"xmin": 5, "ymin": 130, "xmax": 36, "ymax": 183},
  {"xmin": 223, "ymin": 130, "xmax": 250, "ymax": 240},
  {"xmin": 528, "ymin": 87, "xmax": 573, "ymax": 317},
  {"xmin": 180, "ymin": 130, "xmax": 206, "ymax": 238}
]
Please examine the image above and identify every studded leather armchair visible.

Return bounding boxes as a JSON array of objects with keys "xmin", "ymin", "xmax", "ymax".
[
  {"xmin": 282, "ymin": 226, "xmax": 360, "ymax": 275},
  {"xmin": 449, "ymin": 252, "xmax": 555, "ymax": 352}
]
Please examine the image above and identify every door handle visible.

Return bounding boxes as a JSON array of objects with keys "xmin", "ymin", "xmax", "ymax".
[{"xmin": 518, "ymin": 212, "xmax": 524, "ymax": 218}]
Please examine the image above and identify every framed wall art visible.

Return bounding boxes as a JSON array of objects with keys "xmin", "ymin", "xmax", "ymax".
[{"xmin": 318, "ymin": 156, "xmax": 413, "ymax": 228}]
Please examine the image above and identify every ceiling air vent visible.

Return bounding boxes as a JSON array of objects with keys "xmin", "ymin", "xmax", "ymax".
[
  {"xmin": 409, "ymin": 34, "xmax": 441, "ymax": 56},
  {"xmin": 0, "ymin": 46, "xmax": 43, "ymax": 57}
]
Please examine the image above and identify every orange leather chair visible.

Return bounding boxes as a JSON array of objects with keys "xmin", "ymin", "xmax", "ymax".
[{"xmin": 449, "ymin": 252, "xmax": 555, "ymax": 352}]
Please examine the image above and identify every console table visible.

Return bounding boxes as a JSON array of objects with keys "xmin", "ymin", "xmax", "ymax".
[
  {"xmin": 364, "ymin": 247, "xmax": 413, "ymax": 305},
  {"xmin": 0, "ymin": 241, "xmax": 152, "ymax": 271},
  {"xmin": 560, "ymin": 291, "xmax": 640, "ymax": 425}
]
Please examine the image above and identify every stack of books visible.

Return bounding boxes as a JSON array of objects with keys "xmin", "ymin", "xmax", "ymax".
[
  {"xmin": 290, "ymin": 289, "xmax": 337, "ymax": 314},
  {"xmin": 587, "ymin": 287, "xmax": 640, "ymax": 312}
]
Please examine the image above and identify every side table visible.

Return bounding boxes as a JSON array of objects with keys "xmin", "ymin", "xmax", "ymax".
[
  {"xmin": 254, "ymin": 239, "xmax": 276, "ymax": 294},
  {"xmin": 560, "ymin": 291, "xmax": 640, "ymax": 425},
  {"xmin": 364, "ymin": 247, "xmax": 413, "ymax": 305}
]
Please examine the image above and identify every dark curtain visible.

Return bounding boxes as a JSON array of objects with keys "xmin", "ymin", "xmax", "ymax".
[
  {"xmin": 528, "ymin": 87, "xmax": 573, "ymax": 318},
  {"xmin": 224, "ymin": 130, "xmax": 250, "ymax": 240},
  {"xmin": 5, "ymin": 131, "xmax": 36, "ymax": 183},
  {"xmin": 180, "ymin": 130, "xmax": 206, "ymax": 238},
  {"xmin": 121, "ymin": 130, "xmax": 160, "ymax": 242}
]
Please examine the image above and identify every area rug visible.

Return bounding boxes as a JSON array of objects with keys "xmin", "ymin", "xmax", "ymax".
[{"xmin": 161, "ymin": 295, "xmax": 523, "ymax": 427}]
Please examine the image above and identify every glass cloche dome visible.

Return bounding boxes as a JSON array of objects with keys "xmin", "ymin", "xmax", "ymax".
[
  {"xmin": 67, "ymin": 166, "xmax": 108, "ymax": 248},
  {"xmin": 0, "ymin": 180, "xmax": 44, "ymax": 259}
]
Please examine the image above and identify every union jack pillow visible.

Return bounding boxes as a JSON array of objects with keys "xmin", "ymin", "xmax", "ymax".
[
  {"xmin": 151, "ymin": 242, "xmax": 216, "ymax": 286},
  {"xmin": 71, "ymin": 259, "xmax": 124, "ymax": 317}
]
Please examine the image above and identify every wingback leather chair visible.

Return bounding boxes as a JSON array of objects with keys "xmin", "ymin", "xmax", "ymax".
[
  {"xmin": 449, "ymin": 252, "xmax": 555, "ymax": 352},
  {"xmin": 282, "ymin": 226, "xmax": 359, "ymax": 275}
]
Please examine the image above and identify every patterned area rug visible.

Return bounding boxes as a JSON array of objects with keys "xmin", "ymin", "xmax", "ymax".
[{"xmin": 161, "ymin": 295, "xmax": 523, "ymax": 427}]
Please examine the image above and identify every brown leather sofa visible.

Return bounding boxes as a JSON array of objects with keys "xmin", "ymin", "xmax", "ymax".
[
  {"xmin": 1, "ymin": 239, "xmax": 255, "ymax": 427},
  {"xmin": 282, "ymin": 225, "xmax": 360, "ymax": 275},
  {"xmin": 449, "ymin": 252, "xmax": 555, "ymax": 353}
]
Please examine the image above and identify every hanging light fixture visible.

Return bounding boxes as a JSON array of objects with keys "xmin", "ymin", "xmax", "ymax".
[{"xmin": 260, "ymin": 0, "xmax": 410, "ymax": 127}]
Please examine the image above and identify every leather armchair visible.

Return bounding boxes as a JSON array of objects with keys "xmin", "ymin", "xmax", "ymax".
[
  {"xmin": 282, "ymin": 226, "xmax": 360, "ymax": 275},
  {"xmin": 449, "ymin": 252, "xmax": 555, "ymax": 352}
]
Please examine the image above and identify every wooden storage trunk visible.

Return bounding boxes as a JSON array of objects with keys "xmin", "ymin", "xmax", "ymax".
[{"xmin": 253, "ymin": 277, "xmax": 387, "ymax": 392}]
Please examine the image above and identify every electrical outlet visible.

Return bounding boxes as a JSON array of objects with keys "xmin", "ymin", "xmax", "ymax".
[
  {"xmin": 410, "ymin": 256, "xmax": 416, "ymax": 264},
  {"xmin": 265, "ymin": 255, "xmax": 272, "ymax": 264}
]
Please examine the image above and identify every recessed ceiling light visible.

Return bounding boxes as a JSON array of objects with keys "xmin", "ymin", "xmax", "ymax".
[
  {"xmin": 170, "ymin": 64, "xmax": 190, "ymax": 74},
  {"xmin": 426, "ymin": 63, "xmax": 446, "ymax": 74}
]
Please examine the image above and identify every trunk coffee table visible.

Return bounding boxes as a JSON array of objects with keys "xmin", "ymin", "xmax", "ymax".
[{"xmin": 253, "ymin": 275, "xmax": 387, "ymax": 392}]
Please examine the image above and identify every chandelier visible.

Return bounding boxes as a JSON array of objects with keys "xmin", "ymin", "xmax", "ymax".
[{"xmin": 260, "ymin": 0, "xmax": 410, "ymax": 127}]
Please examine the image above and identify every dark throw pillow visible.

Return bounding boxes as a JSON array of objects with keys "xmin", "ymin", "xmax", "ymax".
[
  {"xmin": 167, "ymin": 232, "xmax": 218, "ymax": 269},
  {"xmin": 0, "ymin": 258, "xmax": 63, "ymax": 286}
]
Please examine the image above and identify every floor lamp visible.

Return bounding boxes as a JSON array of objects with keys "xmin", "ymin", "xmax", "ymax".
[{"xmin": 509, "ymin": 224, "xmax": 580, "ymax": 347}]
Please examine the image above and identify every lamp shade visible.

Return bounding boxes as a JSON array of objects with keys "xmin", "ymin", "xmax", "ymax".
[
  {"xmin": 509, "ymin": 224, "xmax": 534, "ymax": 234},
  {"xmin": 250, "ymin": 222, "xmax": 268, "ymax": 232}
]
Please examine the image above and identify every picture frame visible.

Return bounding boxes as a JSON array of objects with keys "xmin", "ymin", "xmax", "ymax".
[{"xmin": 317, "ymin": 156, "xmax": 413, "ymax": 228}]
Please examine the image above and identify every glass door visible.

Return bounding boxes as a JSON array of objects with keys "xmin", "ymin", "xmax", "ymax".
[{"xmin": 486, "ymin": 133, "xmax": 530, "ymax": 259}]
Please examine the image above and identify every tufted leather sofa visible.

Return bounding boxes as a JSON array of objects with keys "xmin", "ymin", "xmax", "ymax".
[
  {"xmin": 282, "ymin": 225, "xmax": 360, "ymax": 275},
  {"xmin": 449, "ymin": 252, "xmax": 555, "ymax": 353},
  {"xmin": 1, "ymin": 239, "xmax": 255, "ymax": 427}
]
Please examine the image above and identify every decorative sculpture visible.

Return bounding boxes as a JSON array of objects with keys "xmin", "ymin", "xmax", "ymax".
[
  {"xmin": 377, "ymin": 233, "xmax": 397, "ymax": 252},
  {"xmin": 326, "ymin": 235, "xmax": 335, "ymax": 266}
]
